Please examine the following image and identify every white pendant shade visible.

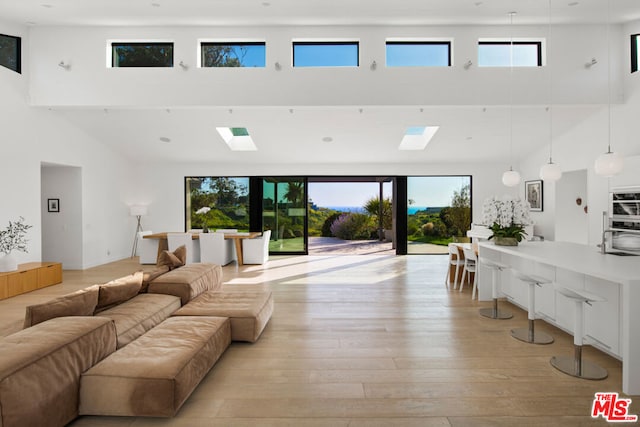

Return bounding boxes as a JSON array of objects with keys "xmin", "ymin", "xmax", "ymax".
[
  {"xmin": 539, "ymin": 162, "xmax": 562, "ymax": 182},
  {"xmin": 502, "ymin": 169, "xmax": 521, "ymax": 187},
  {"xmin": 594, "ymin": 151, "xmax": 623, "ymax": 177}
]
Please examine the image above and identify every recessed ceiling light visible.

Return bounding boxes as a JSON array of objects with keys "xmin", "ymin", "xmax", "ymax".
[
  {"xmin": 41, "ymin": 4, "xmax": 53, "ymax": 8},
  {"xmin": 216, "ymin": 127, "xmax": 257, "ymax": 151},
  {"xmin": 322, "ymin": 137, "xmax": 333, "ymax": 143},
  {"xmin": 159, "ymin": 136, "xmax": 171, "ymax": 143},
  {"xmin": 398, "ymin": 126, "xmax": 439, "ymax": 150}
]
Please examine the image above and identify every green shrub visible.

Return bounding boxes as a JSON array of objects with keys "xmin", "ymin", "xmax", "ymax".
[{"xmin": 330, "ymin": 213, "xmax": 375, "ymax": 240}]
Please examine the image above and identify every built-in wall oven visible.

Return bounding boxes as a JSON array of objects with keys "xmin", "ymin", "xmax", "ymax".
[{"xmin": 606, "ymin": 187, "xmax": 640, "ymax": 255}]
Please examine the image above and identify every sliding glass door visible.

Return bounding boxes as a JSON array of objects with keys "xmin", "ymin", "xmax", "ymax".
[{"xmin": 263, "ymin": 177, "xmax": 307, "ymax": 254}]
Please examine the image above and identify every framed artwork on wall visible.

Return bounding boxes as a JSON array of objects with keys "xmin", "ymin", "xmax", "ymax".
[
  {"xmin": 47, "ymin": 198, "xmax": 60, "ymax": 213},
  {"xmin": 525, "ymin": 180, "xmax": 543, "ymax": 212}
]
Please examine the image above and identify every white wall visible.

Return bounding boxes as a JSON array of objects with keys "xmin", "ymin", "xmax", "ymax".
[
  {"xmin": 27, "ymin": 23, "xmax": 623, "ymax": 108},
  {"xmin": 0, "ymin": 20, "xmax": 138, "ymax": 269},
  {"xmin": 555, "ymin": 169, "xmax": 589, "ymax": 244}
]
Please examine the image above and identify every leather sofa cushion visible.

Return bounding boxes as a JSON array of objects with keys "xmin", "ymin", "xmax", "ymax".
[
  {"xmin": 96, "ymin": 271, "xmax": 143, "ymax": 310},
  {"xmin": 79, "ymin": 316, "xmax": 230, "ymax": 417},
  {"xmin": 141, "ymin": 265, "xmax": 170, "ymax": 293},
  {"xmin": 148, "ymin": 263, "xmax": 223, "ymax": 305},
  {"xmin": 23, "ymin": 285, "xmax": 100, "ymax": 328},
  {"xmin": 0, "ymin": 316, "xmax": 116, "ymax": 427},
  {"xmin": 173, "ymin": 290, "xmax": 273, "ymax": 342},
  {"xmin": 95, "ymin": 293, "xmax": 180, "ymax": 348},
  {"xmin": 157, "ymin": 245, "xmax": 186, "ymax": 269}
]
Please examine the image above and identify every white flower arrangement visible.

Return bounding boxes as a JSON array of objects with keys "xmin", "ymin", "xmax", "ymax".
[
  {"xmin": 195, "ymin": 207, "xmax": 211, "ymax": 215},
  {"xmin": 195, "ymin": 207, "xmax": 212, "ymax": 232},
  {"xmin": 0, "ymin": 217, "xmax": 32, "ymax": 255},
  {"xmin": 482, "ymin": 196, "xmax": 531, "ymax": 241}
]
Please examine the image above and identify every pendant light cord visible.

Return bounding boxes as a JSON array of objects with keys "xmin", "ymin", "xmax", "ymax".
[
  {"xmin": 607, "ymin": 0, "xmax": 612, "ymax": 154},
  {"xmin": 548, "ymin": 0, "xmax": 553, "ymax": 164},
  {"xmin": 509, "ymin": 11, "xmax": 515, "ymax": 170}
]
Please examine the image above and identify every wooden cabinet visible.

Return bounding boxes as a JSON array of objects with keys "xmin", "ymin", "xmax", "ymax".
[{"xmin": 0, "ymin": 262, "xmax": 62, "ymax": 300}]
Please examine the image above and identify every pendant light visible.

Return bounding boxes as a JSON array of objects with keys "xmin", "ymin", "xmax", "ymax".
[
  {"xmin": 502, "ymin": 11, "xmax": 521, "ymax": 187},
  {"xmin": 540, "ymin": 0, "xmax": 562, "ymax": 182},
  {"xmin": 595, "ymin": 0, "xmax": 624, "ymax": 177}
]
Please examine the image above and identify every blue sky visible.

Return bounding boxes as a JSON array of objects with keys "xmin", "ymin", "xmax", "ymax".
[{"xmin": 309, "ymin": 177, "xmax": 470, "ymax": 208}]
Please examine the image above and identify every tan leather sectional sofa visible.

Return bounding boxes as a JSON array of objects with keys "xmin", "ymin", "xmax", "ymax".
[{"xmin": 0, "ymin": 254, "xmax": 273, "ymax": 427}]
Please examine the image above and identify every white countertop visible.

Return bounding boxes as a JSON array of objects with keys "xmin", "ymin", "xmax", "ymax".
[{"xmin": 478, "ymin": 240, "xmax": 639, "ymax": 285}]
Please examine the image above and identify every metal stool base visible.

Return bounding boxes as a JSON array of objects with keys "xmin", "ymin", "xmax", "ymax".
[
  {"xmin": 511, "ymin": 327, "xmax": 554, "ymax": 345},
  {"xmin": 479, "ymin": 298, "xmax": 513, "ymax": 320},
  {"xmin": 550, "ymin": 353, "xmax": 608, "ymax": 380},
  {"xmin": 479, "ymin": 307, "xmax": 513, "ymax": 319}
]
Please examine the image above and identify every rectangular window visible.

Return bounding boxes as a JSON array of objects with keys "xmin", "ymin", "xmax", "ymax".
[
  {"xmin": 406, "ymin": 176, "xmax": 472, "ymax": 255},
  {"xmin": 111, "ymin": 42, "xmax": 173, "ymax": 67},
  {"xmin": 185, "ymin": 177, "xmax": 250, "ymax": 232},
  {"xmin": 386, "ymin": 41, "xmax": 451, "ymax": 67},
  {"xmin": 478, "ymin": 41, "xmax": 542, "ymax": 67},
  {"xmin": 0, "ymin": 33, "xmax": 21, "ymax": 74},
  {"xmin": 631, "ymin": 34, "xmax": 639, "ymax": 73},
  {"xmin": 201, "ymin": 42, "xmax": 266, "ymax": 68},
  {"xmin": 293, "ymin": 41, "xmax": 359, "ymax": 67}
]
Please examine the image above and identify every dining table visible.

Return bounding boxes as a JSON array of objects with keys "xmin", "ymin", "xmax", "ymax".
[{"xmin": 143, "ymin": 231, "xmax": 261, "ymax": 266}]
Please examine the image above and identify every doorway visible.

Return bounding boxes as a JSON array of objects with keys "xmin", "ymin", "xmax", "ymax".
[
  {"xmin": 41, "ymin": 163, "xmax": 83, "ymax": 269},
  {"xmin": 307, "ymin": 177, "xmax": 394, "ymax": 255}
]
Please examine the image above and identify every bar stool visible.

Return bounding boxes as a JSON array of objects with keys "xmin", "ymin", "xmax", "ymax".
[
  {"xmin": 478, "ymin": 259, "xmax": 513, "ymax": 319},
  {"xmin": 511, "ymin": 273, "xmax": 554, "ymax": 344},
  {"xmin": 550, "ymin": 286, "xmax": 608, "ymax": 380}
]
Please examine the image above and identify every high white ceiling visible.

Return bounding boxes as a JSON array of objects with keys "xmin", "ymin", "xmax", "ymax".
[
  {"xmin": 2, "ymin": 0, "xmax": 640, "ymax": 27},
  {"xmin": 2, "ymin": 0, "xmax": 638, "ymax": 166}
]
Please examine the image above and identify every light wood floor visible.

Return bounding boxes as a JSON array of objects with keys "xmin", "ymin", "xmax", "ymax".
[{"xmin": 1, "ymin": 255, "xmax": 637, "ymax": 426}]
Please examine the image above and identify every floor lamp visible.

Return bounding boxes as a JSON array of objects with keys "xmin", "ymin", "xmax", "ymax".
[{"xmin": 130, "ymin": 205, "xmax": 148, "ymax": 258}]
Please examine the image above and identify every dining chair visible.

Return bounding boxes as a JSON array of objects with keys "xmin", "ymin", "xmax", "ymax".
[
  {"xmin": 460, "ymin": 246, "xmax": 478, "ymax": 299},
  {"xmin": 199, "ymin": 232, "xmax": 235, "ymax": 266},
  {"xmin": 444, "ymin": 243, "xmax": 464, "ymax": 290},
  {"xmin": 137, "ymin": 231, "xmax": 158, "ymax": 264},
  {"xmin": 242, "ymin": 230, "xmax": 271, "ymax": 265},
  {"xmin": 167, "ymin": 232, "xmax": 199, "ymax": 264}
]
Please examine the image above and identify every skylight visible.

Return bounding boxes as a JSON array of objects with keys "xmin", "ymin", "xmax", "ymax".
[
  {"xmin": 216, "ymin": 127, "xmax": 257, "ymax": 151},
  {"xmin": 398, "ymin": 126, "xmax": 439, "ymax": 150}
]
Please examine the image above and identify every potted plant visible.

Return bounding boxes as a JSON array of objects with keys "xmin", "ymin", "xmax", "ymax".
[
  {"xmin": 482, "ymin": 196, "xmax": 531, "ymax": 246},
  {"xmin": 0, "ymin": 217, "xmax": 32, "ymax": 272}
]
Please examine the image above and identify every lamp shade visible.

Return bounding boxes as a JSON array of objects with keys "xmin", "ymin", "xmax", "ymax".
[
  {"xmin": 129, "ymin": 205, "xmax": 148, "ymax": 217},
  {"xmin": 502, "ymin": 169, "xmax": 521, "ymax": 187},
  {"xmin": 594, "ymin": 151, "xmax": 623, "ymax": 177},
  {"xmin": 540, "ymin": 162, "xmax": 562, "ymax": 182}
]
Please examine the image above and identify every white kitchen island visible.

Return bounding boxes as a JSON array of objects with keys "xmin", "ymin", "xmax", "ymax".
[{"xmin": 478, "ymin": 240, "xmax": 640, "ymax": 395}]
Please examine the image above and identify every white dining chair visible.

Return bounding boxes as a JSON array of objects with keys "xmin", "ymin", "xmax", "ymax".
[
  {"xmin": 444, "ymin": 243, "xmax": 464, "ymax": 290},
  {"xmin": 167, "ymin": 232, "xmax": 199, "ymax": 264},
  {"xmin": 137, "ymin": 231, "xmax": 158, "ymax": 264},
  {"xmin": 460, "ymin": 246, "xmax": 478, "ymax": 299},
  {"xmin": 242, "ymin": 230, "xmax": 271, "ymax": 265},
  {"xmin": 199, "ymin": 232, "xmax": 235, "ymax": 266}
]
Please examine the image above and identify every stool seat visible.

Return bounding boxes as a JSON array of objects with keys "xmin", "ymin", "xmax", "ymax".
[
  {"xmin": 514, "ymin": 273, "xmax": 551, "ymax": 285},
  {"xmin": 550, "ymin": 284, "xmax": 607, "ymax": 380},
  {"xmin": 481, "ymin": 259, "xmax": 509, "ymax": 271},
  {"xmin": 478, "ymin": 258, "xmax": 512, "ymax": 320},
  {"xmin": 554, "ymin": 286, "xmax": 606, "ymax": 304},
  {"xmin": 510, "ymin": 272, "xmax": 554, "ymax": 345}
]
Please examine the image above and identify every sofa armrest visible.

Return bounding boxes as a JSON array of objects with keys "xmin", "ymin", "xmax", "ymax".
[{"xmin": 0, "ymin": 316, "xmax": 116, "ymax": 427}]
